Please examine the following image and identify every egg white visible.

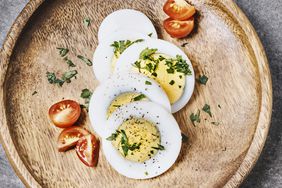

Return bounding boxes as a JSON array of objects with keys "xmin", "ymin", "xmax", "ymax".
[
  {"xmin": 93, "ymin": 30, "xmax": 149, "ymax": 82},
  {"xmin": 102, "ymin": 101, "xmax": 182, "ymax": 179},
  {"xmin": 88, "ymin": 72, "xmax": 171, "ymax": 138},
  {"xmin": 114, "ymin": 38, "xmax": 195, "ymax": 113},
  {"xmin": 98, "ymin": 9, "xmax": 157, "ymax": 43}
]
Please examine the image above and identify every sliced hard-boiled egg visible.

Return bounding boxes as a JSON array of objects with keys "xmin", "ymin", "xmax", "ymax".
[
  {"xmin": 98, "ymin": 9, "xmax": 158, "ymax": 43},
  {"xmin": 93, "ymin": 30, "xmax": 148, "ymax": 82},
  {"xmin": 103, "ymin": 101, "xmax": 182, "ymax": 179},
  {"xmin": 88, "ymin": 72, "xmax": 171, "ymax": 138},
  {"xmin": 114, "ymin": 38, "xmax": 195, "ymax": 113}
]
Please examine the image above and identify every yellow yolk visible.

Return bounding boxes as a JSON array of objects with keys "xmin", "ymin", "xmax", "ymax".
[
  {"xmin": 133, "ymin": 53, "xmax": 185, "ymax": 104},
  {"xmin": 112, "ymin": 118, "xmax": 160, "ymax": 163},
  {"xmin": 107, "ymin": 92, "xmax": 147, "ymax": 118}
]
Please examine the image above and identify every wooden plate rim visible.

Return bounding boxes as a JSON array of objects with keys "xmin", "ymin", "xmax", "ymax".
[{"xmin": 0, "ymin": 0, "xmax": 272, "ymax": 187}]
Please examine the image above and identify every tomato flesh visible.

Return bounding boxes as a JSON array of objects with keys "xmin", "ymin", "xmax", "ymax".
[
  {"xmin": 163, "ymin": 0, "xmax": 196, "ymax": 20},
  {"xmin": 49, "ymin": 100, "xmax": 81, "ymax": 128},
  {"xmin": 163, "ymin": 17, "xmax": 194, "ymax": 38},
  {"xmin": 76, "ymin": 134, "xmax": 99, "ymax": 167},
  {"xmin": 57, "ymin": 127, "xmax": 90, "ymax": 152}
]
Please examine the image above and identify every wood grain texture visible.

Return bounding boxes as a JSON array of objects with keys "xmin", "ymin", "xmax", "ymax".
[{"xmin": 0, "ymin": 0, "xmax": 272, "ymax": 187}]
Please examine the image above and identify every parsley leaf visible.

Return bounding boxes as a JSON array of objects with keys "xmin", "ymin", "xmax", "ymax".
[
  {"xmin": 190, "ymin": 109, "xmax": 201, "ymax": 126},
  {"xmin": 83, "ymin": 18, "xmax": 91, "ymax": 26},
  {"xmin": 169, "ymin": 80, "xmax": 175, "ymax": 85},
  {"xmin": 111, "ymin": 39, "xmax": 144, "ymax": 57},
  {"xmin": 202, "ymin": 104, "xmax": 212, "ymax": 117},
  {"xmin": 46, "ymin": 72, "xmax": 64, "ymax": 86},
  {"xmin": 133, "ymin": 61, "xmax": 141, "ymax": 72},
  {"xmin": 181, "ymin": 43, "xmax": 189, "ymax": 47},
  {"xmin": 77, "ymin": 55, "xmax": 92, "ymax": 66},
  {"xmin": 57, "ymin": 47, "xmax": 69, "ymax": 57},
  {"xmin": 148, "ymin": 33, "xmax": 153, "ymax": 37},
  {"xmin": 62, "ymin": 70, "xmax": 78, "ymax": 83},
  {"xmin": 151, "ymin": 144, "xmax": 165, "ymax": 151},
  {"xmin": 32, "ymin": 91, "xmax": 37, "ymax": 96},
  {"xmin": 197, "ymin": 75, "xmax": 208, "ymax": 85},
  {"xmin": 145, "ymin": 81, "xmax": 152, "ymax": 85},
  {"xmin": 174, "ymin": 55, "xmax": 192, "ymax": 75},
  {"xmin": 106, "ymin": 130, "xmax": 120, "ymax": 141},
  {"xmin": 133, "ymin": 94, "xmax": 146, "ymax": 101},
  {"xmin": 80, "ymin": 88, "xmax": 92, "ymax": 110},
  {"xmin": 120, "ymin": 130, "xmax": 141, "ymax": 156},
  {"xmin": 63, "ymin": 57, "xmax": 76, "ymax": 67},
  {"xmin": 139, "ymin": 48, "xmax": 158, "ymax": 60}
]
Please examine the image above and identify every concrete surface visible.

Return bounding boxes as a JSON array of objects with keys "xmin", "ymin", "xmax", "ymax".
[{"xmin": 0, "ymin": 0, "xmax": 281, "ymax": 187}]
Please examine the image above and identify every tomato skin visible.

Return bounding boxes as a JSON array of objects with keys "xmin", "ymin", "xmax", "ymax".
[
  {"xmin": 163, "ymin": 17, "xmax": 194, "ymax": 38},
  {"xmin": 163, "ymin": 0, "xmax": 196, "ymax": 20},
  {"xmin": 76, "ymin": 134, "xmax": 99, "ymax": 167},
  {"xmin": 57, "ymin": 127, "xmax": 90, "ymax": 152},
  {"xmin": 48, "ymin": 100, "xmax": 81, "ymax": 128}
]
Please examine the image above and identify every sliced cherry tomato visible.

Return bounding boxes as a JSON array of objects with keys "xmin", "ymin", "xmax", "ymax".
[
  {"xmin": 57, "ymin": 127, "xmax": 90, "ymax": 152},
  {"xmin": 163, "ymin": 0, "xmax": 196, "ymax": 20},
  {"xmin": 163, "ymin": 17, "xmax": 194, "ymax": 38},
  {"xmin": 48, "ymin": 100, "xmax": 81, "ymax": 128},
  {"xmin": 76, "ymin": 134, "xmax": 99, "ymax": 167}
]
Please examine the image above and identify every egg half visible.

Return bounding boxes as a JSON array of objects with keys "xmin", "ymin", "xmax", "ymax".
[
  {"xmin": 98, "ymin": 9, "xmax": 157, "ymax": 43},
  {"xmin": 114, "ymin": 38, "xmax": 195, "ymax": 113},
  {"xmin": 88, "ymin": 72, "xmax": 171, "ymax": 138},
  {"xmin": 103, "ymin": 101, "xmax": 182, "ymax": 179}
]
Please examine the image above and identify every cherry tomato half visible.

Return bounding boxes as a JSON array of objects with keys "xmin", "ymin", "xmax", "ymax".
[
  {"xmin": 49, "ymin": 100, "xmax": 81, "ymax": 128},
  {"xmin": 163, "ymin": 0, "xmax": 196, "ymax": 20},
  {"xmin": 57, "ymin": 127, "xmax": 90, "ymax": 152},
  {"xmin": 163, "ymin": 17, "xmax": 194, "ymax": 38},
  {"xmin": 76, "ymin": 134, "xmax": 99, "ymax": 167}
]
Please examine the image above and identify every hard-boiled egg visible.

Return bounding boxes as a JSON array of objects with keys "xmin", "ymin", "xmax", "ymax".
[
  {"xmin": 93, "ymin": 30, "xmax": 148, "ymax": 82},
  {"xmin": 98, "ymin": 9, "xmax": 157, "ymax": 43},
  {"xmin": 114, "ymin": 38, "xmax": 195, "ymax": 113},
  {"xmin": 103, "ymin": 101, "xmax": 182, "ymax": 179},
  {"xmin": 88, "ymin": 72, "xmax": 171, "ymax": 138}
]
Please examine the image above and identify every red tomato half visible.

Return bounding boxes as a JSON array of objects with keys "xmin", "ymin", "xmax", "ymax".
[
  {"xmin": 76, "ymin": 134, "xmax": 99, "ymax": 167},
  {"xmin": 163, "ymin": 17, "xmax": 194, "ymax": 38},
  {"xmin": 49, "ymin": 100, "xmax": 81, "ymax": 128},
  {"xmin": 57, "ymin": 127, "xmax": 90, "ymax": 152},
  {"xmin": 163, "ymin": 0, "xmax": 196, "ymax": 20}
]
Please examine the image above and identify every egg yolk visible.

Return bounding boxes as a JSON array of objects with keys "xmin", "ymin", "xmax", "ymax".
[
  {"xmin": 132, "ymin": 53, "xmax": 185, "ymax": 104},
  {"xmin": 112, "ymin": 118, "xmax": 161, "ymax": 163},
  {"xmin": 107, "ymin": 92, "xmax": 148, "ymax": 118}
]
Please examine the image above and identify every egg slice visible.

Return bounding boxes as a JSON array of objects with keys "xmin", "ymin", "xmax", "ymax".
[
  {"xmin": 103, "ymin": 101, "xmax": 182, "ymax": 179},
  {"xmin": 114, "ymin": 38, "xmax": 195, "ymax": 113},
  {"xmin": 98, "ymin": 9, "xmax": 157, "ymax": 43},
  {"xmin": 88, "ymin": 72, "xmax": 171, "ymax": 138},
  {"xmin": 93, "ymin": 30, "xmax": 149, "ymax": 82}
]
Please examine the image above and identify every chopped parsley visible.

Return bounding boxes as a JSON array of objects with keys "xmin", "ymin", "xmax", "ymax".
[
  {"xmin": 113, "ymin": 104, "xmax": 121, "ymax": 108},
  {"xmin": 218, "ymin": 104, "xmax": 221, "ymax": 109},
  {"xmin": 57, "ymin": 47, "xmax": 69, "ymax": 57},
  {"xmin": 133, "ymin": 61, "xmax": 142, "ymax": 72},
  {"xmin": 111, "ymin": 39, "xmax": 144, "ymax": 57},
  {"xmin": 181, "ymin": 133, "xmax": 188, "ymax": 142},
  {"xmin": 106, "ymin": 130, "xmax": 120, "ymax": 141},
  {"xmin": 63, "ymin": 57, "xmax": 76, "ymax": 67},
  {"xmin": 202, "ymin": 104, "xmax": 212, "ymax": 117},
  {"xmin": 62, "ymin": 70, "xmax": 78, "ymax": 83},
  {"xmin": 190, "ymin": 109, "xmax": 201, "ymax": 126},
  {"xmin": 151, "ymin": 144, "xmax": 165, "ymax": 151},
  {"xmin": 181, "ymin": 42, "xmax": 189, "ymax": 47},
  {"xmin": 211, "ymin": 122, "xmax": 220, "ymax": 126},
  {"xmin": 80, "ymin": 88, "xmax": 92, "ymax": 110},
  {"xmin": 77, "ymin": 55, "xmax": 92, "ymax": 66},
  {"xmin": 46, "ymin": 72, "xmax": 64, "ymax": 86},
  {"xmin": 174, "ymin": 55, "xmax": 192, "ymax": 75},
  {"xmin": 120, "ymin": 130, "xmax": 141, "ymax": 156},
  {"xmin": 32, "ymin": 91, "xmax": 37, "ymax": 96},
  {"xmin": 148, "ymin": 33, "xmax": 153, "ymax": 37},
  {"xmin": 197, "ymin": 75, "xmax": 208, "ymax": 85},
  {"xmin": 132, "ymin": 94, "xmax": 146, "ymax": 101},
  {"xmin": 139, "ymin": 48, "xmax": 158, "ymax": 60},
  {"xmin": 145, "ymin": 171, "xmax": 149, "ymax": 175},
  {"xmin": 83, "ymin": 18, "xmax": 91, "ymax": 27},
  {"xmin": 145, "ymin": 80, "xmax": 152, "ymax": 85},
  {"xmin": 169, "ymin": 80, "xmax": 175, "ymax": 85}
]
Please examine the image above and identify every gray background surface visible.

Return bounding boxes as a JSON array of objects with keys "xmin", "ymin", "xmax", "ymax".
[{"xmin": 0, "ymin": 0, "xmax": 281, "ymax": 187}]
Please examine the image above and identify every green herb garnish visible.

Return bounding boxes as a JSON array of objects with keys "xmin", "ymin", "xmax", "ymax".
[
  {"xmin": 139, "ymin": 48, "xmax": 158, "ymax": 60},
  {"xmin": 218, "ymin": 104, "xmax": 221, "ymax": 109},
  {"xmin": 151, "ymin": 144, "xmax": 165, "ymax": 151},
  {"xmin": 46, "ymin": 72, "xmax": 64, "ymax": 86},
  {"xmin": 32, "ymin": 91, "xmax": 37, "ymax": 96},
  {"xmin": 211, "ymin": 122, "xmax": 220, "ymax": 126},
  {"xmin": 202, "ymin": 104, "xmax": 212, "ymax": 117},
  {"xmin": 63, "ymin": 57, "xmax": 76, "ymax": 67},
  {"xmin": 133, "ymin": 61, "xmax": 141, "ymax": 72},
  {"xmin": 80, "ymin": 88, "xmax": 92, "ymax": 110},
  {"xmin": 111, "ymin": 39, "xmax": 144, "ymax": 57},
  {"xmin": 145, "ymin": 171, "xmax": 149, "ymax": 175},
  {"xmin": 190, "ymin": 109, "xmax": 201, "ymax": 126},
  {"xmin": 132, "ymin": 94, "xmax": 146, "ymax": 101},
  {"xmin": 169, "ymin": 80, "xmax": 175, "ymax": 85},
  {"xmin": 106, "ymin": 130, "xmax": 120, "ymax": 141},
  {"xmin": 62, "ymin": 70, "xmax": 78, "ymax": 83},
  {"xmin": 181, "ymin": 133, "xmax": 188, "ymax": 142},
  {"xmin": 148, "ymin": 33, "xmax": 153, "ymax": 37},
  {"xmin": 145, "ymin": 81, "xmax": 152, "ymax": 85},
  {"xmin": 120, "ymin": 130, "xmax": 141, "ymax": 156},
  {"xmin": 57, "ymin": 47, "xmax": 69, "ymax": 57},
  {"xmin": 113, "ymin": 104, "xmax": 121, "ymax": 108},
  {"xmin": 181, "ymin": 43, "xmax": 189, "ymax": 47},
  {"xmin": 77, "ymin": 55, "xmax": 92, "ymax": 66},
  {"xmin": 197, "ymin": 75, "xmax": 208, "ymax": 85},
  {"xmin": 83, "ymin": 18, "xmax": 91, "ymax": 27},
  {"xmin": 174, "ymin": 55, "xmax": 192, "ymax": 75}
]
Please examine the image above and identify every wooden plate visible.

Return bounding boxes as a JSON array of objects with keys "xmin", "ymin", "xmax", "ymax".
[{"xmin": 0, "ymin": 0, "xmax": 272, "ymax": 187}]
